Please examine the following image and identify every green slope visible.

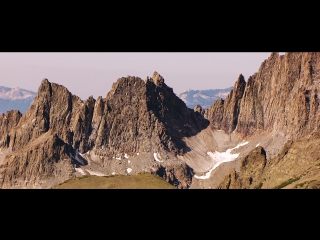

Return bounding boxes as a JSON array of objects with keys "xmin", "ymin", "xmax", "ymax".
[{"xmin": 52, "ymin": 173, "xmax": 176, "ymax": 189}]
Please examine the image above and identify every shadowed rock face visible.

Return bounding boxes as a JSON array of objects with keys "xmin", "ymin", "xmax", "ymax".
[
  {"xmin": 145, "ymin": 72, "xmax": 209, "ymax": 153},
  {"xmin": 86, "ymin": 72, "xmax": 209, "ymax": 158},
  {"xmin": 0, "ymin": 72, "xmax": 208, "ymax": 188}
]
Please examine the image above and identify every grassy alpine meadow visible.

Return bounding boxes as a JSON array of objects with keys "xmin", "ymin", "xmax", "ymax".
[{"xmin": 52, "ymin": 173, "xmax": 177, "ymax": 189}]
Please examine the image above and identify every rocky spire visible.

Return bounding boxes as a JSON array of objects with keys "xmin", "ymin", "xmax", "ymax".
[
  {"xmin": 152, "ymin": 71, "xmax": 165, "ymax": 87},
  {"xmin": 205, "ymin": 74, "xmax": 246, "ymax": 133},
  {"xmin": 220, "ymin": 74, "xmax": 246, "ymax": 133}
]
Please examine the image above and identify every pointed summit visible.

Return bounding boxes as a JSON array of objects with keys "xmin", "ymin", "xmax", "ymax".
[
  {"xmin": 269, "ymin": 52, "xmax": 279, "ymax": 60},
  {"xmin": 237, "ymin": 74, "xmax": 245, "ymax": 83},
  {"xmin": 234, "ymin": 74, "xmax": 246, "ymax": 99},
  {"xmin": 152, "ymin": 71, "xmax": 164, "ymax": 87},
  {"xmin": 42, "ymin": 78, "xmax": 49, "ymax": 82},
  {"xmin": 37, "ymin": 78, "xmax": 52, "ymax": 97}
]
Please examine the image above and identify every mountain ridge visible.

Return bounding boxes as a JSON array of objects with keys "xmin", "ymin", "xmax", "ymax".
[
  {"xmin": 205, "ymin": 52, "xmax": 320, "ymax": 189},
  {"xmin": 0, "ymin": 72, "xmax": 207, "ymax": 188},
  {"xmin": 1, "ymin": 52, "xmax": 320, "ymax": 189}
]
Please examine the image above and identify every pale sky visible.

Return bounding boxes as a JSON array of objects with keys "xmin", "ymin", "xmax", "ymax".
[{"xmin": 0, "ymin": 52, "xmax": 278, "ymax": 100}]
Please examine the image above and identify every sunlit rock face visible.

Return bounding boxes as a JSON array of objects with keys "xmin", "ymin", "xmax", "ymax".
[
  {"xmin": 206, "ymin": 52, "xmax": 320, "ymax": 140},
  {"xmin": 208, "ymin": 52, "xmax": 320, "ymax": 189}
]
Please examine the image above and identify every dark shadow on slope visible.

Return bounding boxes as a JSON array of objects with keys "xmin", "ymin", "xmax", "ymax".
[
  {"xmin": 69, "ymin": 148, "xmax": 88, "ymax": 167},
  {"xmin": 146, "ymin": 80, "xmax": 210, "ymax": 154}
]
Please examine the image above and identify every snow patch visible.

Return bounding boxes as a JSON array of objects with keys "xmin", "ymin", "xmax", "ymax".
[
  {"xmin": 256, "ymin": 143, "xmax": 260, "ymax": 147},
  {"xmin": 124, "ymin": 153, "xmax": 129, "ymax": 159},
  {"xmin": 112, "ymin": 172, "xmax": 115, "ymax": 175},
  {"xmin": 217, "ymin": 92, "xmax": 229, "ymax": 98},
  {"xmin": 127, "ymin": 168, "xmax": 132, "ymax": 173},
  {"xmin": 116, "ymin": 157, "xmax": 121, "ymax": 160},
  {"xmin": 233, "ymin": 141, "xmax": 249, "ymax": 149},
  {"xmin": 128, "ymin": 160, "xmax": 130, "ymax": 163},
  {"xmin": 153, "ymin": 153, "xmax": 163, "ymax": 162},
  {"xmin": 86, "ymin": 169, "xmax": 106, "ymax": 176},
  {"xmin": 75, "ymin": 168, "xmax": 85, "ymax": 175},
  {"xmin": 193, "ymin": 93, "xmax": 212, "ymax": 100},
  {"xmin": 79, "ymin": 150, "xmax": 89, "ymax": 158},
  {"xmin": 137, "ymin": 152, "xmax": 139, "ymax": 155},
  {"xmin": 194, "ymin": 141, "xmax": 249, "ymax": 180}
]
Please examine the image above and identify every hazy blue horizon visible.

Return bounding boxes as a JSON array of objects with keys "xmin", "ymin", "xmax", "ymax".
[{"xmin": 0, "ymin": 52, "xmax": 279, "ymax": 100}]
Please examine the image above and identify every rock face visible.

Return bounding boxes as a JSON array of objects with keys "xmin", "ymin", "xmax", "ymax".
[
  {"xmin": 217, "ymin": 146, "xmax": 267, "ymax": 189},
  {"xmin": 154, "ymin": 161, "xmax": 194, "ymax": 189},
  {"xmin": 212, "ymin": 52, "xmax": 320, "ymax": 188},
  {"xmin": 0, "ymin": 110, "xmax": 22, "ymax": 146},
  {"xmin": 93, "ymin": 72, "xmax": 208, "ymax": 158},
  {"xmin": 2, "ymin": 52, "xmax": 320, "ymax": 189},
  {"xmin": 0, "ymin": 130, "xmax": 75, "ymax": 189},
  {"xmin": 206, "ymin": 52, "xmax": 320, "ymax": 139},
  {"xmin": 205, "ymin": 74, "xmax": 246, "ymax": 133},
  {"xmin": 0, "ymin": 72, "xmax": 208, "ymax": 188}
]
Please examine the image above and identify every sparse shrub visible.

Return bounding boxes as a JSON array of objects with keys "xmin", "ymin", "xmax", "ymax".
[{"xmin": 274, "ymin": 177, "xmax": 301, "ymax": 189}]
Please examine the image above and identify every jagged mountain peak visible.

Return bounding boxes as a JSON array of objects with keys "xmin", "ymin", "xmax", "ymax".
[
  {"xmin": 206, "ymin": 52, "xmax": 320, "ymax": 139},
  {"xmin": 41, "ymin": 78, "xmax": 49, "ymax": 84},
  {"xmin": 237, "ymin": 74, "xmax": 245, "ymax": 83},
  {"xmin": 0, "ymin": 73, "xmax": 209, "ymax": 188},
  {"xmin": 151, "ymin": 71, "xmax": 165, "ymax": 87}
]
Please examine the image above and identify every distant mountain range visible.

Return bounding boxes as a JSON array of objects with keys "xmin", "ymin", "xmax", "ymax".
[
  {"xmin": 177, "ymin": 87, "xmax": 233, "ymax": 109},
  {"xmin": 0, "ymin": 86, "xmax": 36, "ymax": 114}
]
